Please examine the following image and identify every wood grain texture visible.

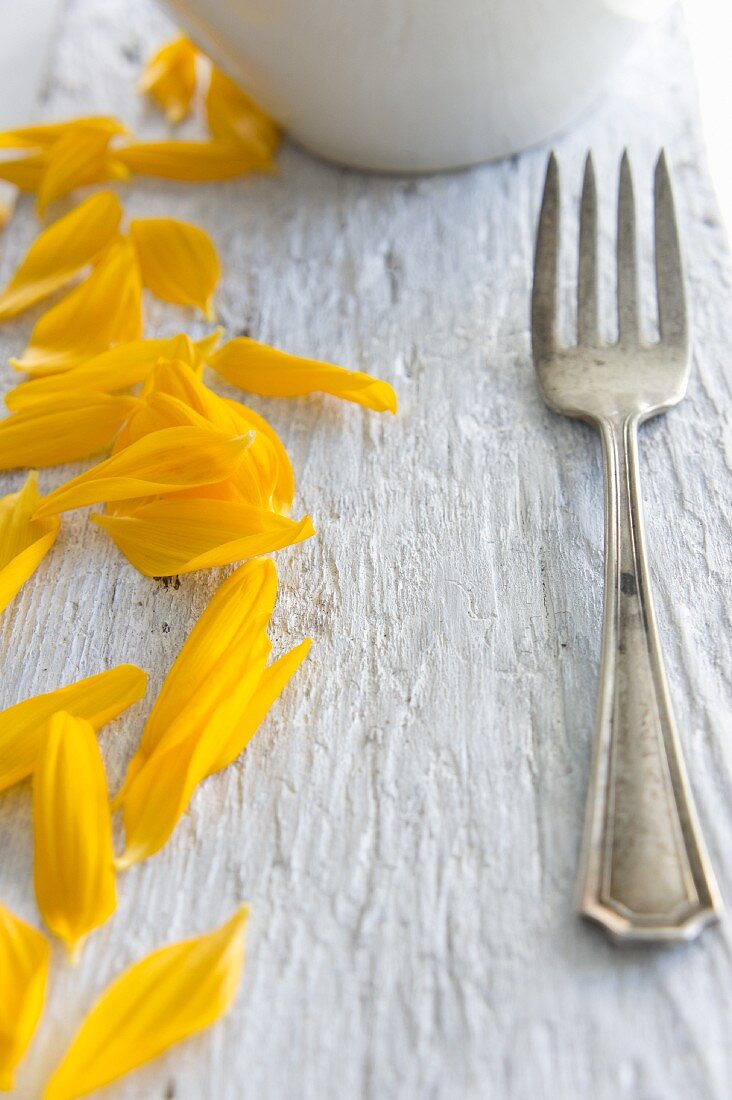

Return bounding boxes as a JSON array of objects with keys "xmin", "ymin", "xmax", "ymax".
[{"xmin": 1, "ymin": 3, "xmax": 731, "ymax": 1098}]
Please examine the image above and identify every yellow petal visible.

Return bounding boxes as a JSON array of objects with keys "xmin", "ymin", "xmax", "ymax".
[
  {"xmin": 209, "ymin": 338, "xmax": 398, "ymax": 413},
  {"xmin": 43, "ymin": 906, "xmax": 247, "ymax": 1100},
  {"xmin": 33, "ymin": 424, "xmax": 253, "ymax": 517},
  {"xmin": 117, "ymin": 630, "xmax": 307, "ymax": 866},
  {"xmin": 0, "ymin": 192, "xmax": 123, "ymax": 321},
  {"xmin": 205, "ymin": 66, "xmax": 279, "ymax": 151},
  {"xmin": 105, "ymin": 385, "xmax": 286, "ymax": 514},
  {"xmin": 0, "ymin": 903, "xmax": 49, "ymax": 1091},
  {"xmin": 139, "ymin": 36, "xmax": 198, "ymax": 124},
  {"xmin": 208, "ymin": 637, "xmax": 311, "ymax": 774},
  {"xmin": 0, "ymin": 664, "xmax": 147, "ymax": 793},
  {"xmin": 5, "ymin": 331, "xmax": 222, "ymax": 410},
  {"xmin": 36, "ymin": 129, "xmax": 129, "ymax": 216},
  {"xmin": 116, "ymin": 560, "xmax": 310, "ymax": 865},
  {"xmin": 33, "ymin": 712, "xmax": 117, "ymax": 961},
  {"xmin": 130, "ymin": 217, "xmax": 220, "ymax": 319},
  {"xmin": 93, "ymin": 498, "xmax": 314, "ymax": 576},
  {"xmin": 123, "ymin": 557, "xmax": 276, "ymax": 776},
  {"xmin": 0, "ymin": 152, "xmax": 47, "ymax": 192},
  {"xmin": 0, "ymin": 471, "xmax": 59, "ymax": 613},
  {"xmin": 115, "ymin": 138, "xmax": 274, "ymax": 180},
  {"xmin": 0, "ymin": 393, "xmax": 138, "ymax": 469},
  {"xmin": 142, "ymin": 358, "xmax": 294, "ymax": 511},
  {"xmin": 0, "ymin": 117, "xmax": 126, "ymax": 150},
  {"xmin": 11, "ymin": 239, "xmax": 143, "ymax": 375}
]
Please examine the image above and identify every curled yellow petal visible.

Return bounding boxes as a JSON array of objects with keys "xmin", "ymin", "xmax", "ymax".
[
  {"xmin": 5, "ymin": 331, "xmax": 222, "ymax": 411},
  {"xmin": 205, "ymin": 67, "xmax": 279, "ymax": 152},
  {"xmin": 33, "ymin": 424, "xmax": 252, "ymax": 517},
  {"xmin": 141, "ymin": 358, "xmax": 294, "ymax": 512},
  {"xmin": 115, "ymin": 560, "xmax": 310, "ymax": 864},
  {"xmin": 93, "ymin": 498, "xmax": 314, "ymax": 576},
  {"xmin": 43, "ymin": 906, "xmax": 248, "ymax": 1100},
  {"xmin": 0, "ymin": 393, "xmax": 138, "ymax": 469},
  {"xmin": 130, "ymin": 217, "xmax": 220, "ymax": 319},
  {"xmin": 11, "ymin": 239, "xmax": 143, "ymax": 375},
  {"xmin": 0, "ymin": 472, "xmax": 59, "ymax": 613},
  {"xmin": 209, "ymin": 338, "xmax": 398, "ymax": 413},
  {"xmin": 0, "ymin": 117, "xmax": 126, "ymax": 150},
  {"xmin": 139, "ymin": 36, "xmax": 198, "ymax": 124},
  {"xmin": 33, "ymin": 712, "xmax": 117, "ymax": 961},
  {"xmin": 107, "ymin": 383, "xmax": 291, "ymax": 515},
  {"xmin": 0, "ymin": 903, "xmax": 49, "ymax": 1091},
  {"xmin": 36, "ymin": 128, "xmax": 129, "ymax": 216},
  {"xmin": 0, "ymin": 664, "xmax": 147, "ymax": 793},
  {"xmin": 116, "ymin": 138, "xmax": 273, "ymax": 180},
  {"xmin": 0, "ymin": 192, "xmax": 123, "ymax": 321}
]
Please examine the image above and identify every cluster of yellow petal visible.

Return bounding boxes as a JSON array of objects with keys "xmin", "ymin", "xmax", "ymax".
[
  {"xmin": 0, "ymin": 664, "xmax": 146, "ymax": 792},
  {"xmin": 0, "ymin": 32, "xmax": 398, "ymax": 1097},
  {"xmin": 0, "ymin": 65, "xmax": 277, "ymax": 216},
  {"xmin": 0, "ymin": 194, "xmax": 220, "ymax": 379},
  {"xmin": 0, "ymin": 118, "xmax": 129, "ymax": 215},
  {"xmin": 141, "ymin": 34, "xmax": 280, "ymax": 162},
  {"xmin": 0, "ymin": 903, "xmax": 50, "ymax": 1091},
  {"xmin": 115, "ymin": 557, "xmax": 310, "ymax": 865}
]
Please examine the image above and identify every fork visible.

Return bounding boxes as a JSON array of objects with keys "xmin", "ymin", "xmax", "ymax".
[{"xmin": 531, "ymin": 150, "xmax": 723, "ymax": 943}]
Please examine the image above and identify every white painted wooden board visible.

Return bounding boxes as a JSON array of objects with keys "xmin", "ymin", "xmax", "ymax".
[{"xmin": 1, "ymin": 2, "xmax": 731, "ymax": 1098}]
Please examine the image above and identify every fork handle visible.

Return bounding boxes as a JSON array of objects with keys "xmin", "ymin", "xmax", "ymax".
[{"xmin": 577, "ymin": 415, "xmax": 721, "ymax": 942}]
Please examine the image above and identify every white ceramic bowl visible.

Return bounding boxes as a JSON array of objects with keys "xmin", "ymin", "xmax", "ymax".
[{"xmin": 164, "ymin": 0, "xmax": 671, "ymax": 173}]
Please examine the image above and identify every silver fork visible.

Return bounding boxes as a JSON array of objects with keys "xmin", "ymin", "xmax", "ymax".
[{"xmin": 531, "ymin": 150, "xmax": 722, "ymax": 943}]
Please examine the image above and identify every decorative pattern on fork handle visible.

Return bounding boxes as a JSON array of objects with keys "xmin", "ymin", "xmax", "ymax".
[{"xmin": 531, "ymin": 151, "xmax": 723, "ymax": 943}]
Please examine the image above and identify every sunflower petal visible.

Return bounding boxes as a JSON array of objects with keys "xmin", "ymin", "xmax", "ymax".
[
  {"xmin": 208, "ymin": 337, "xmax": 398, "ymax": 413},
  {"xmin": 33, "ymin": 424, "xmax": 252, "ymax": 517},
  {"xmin": 0, "ymin": 664, "xmax": 147, "ymax": 793},
  {"xmin": 0, "ymin": 472, "xmax": 59, "ymax": 613},
  {"xmin": 11, "ymin": 239, "xmax": 143, "ymax": 375},
  {"xmin": 33, "ymin": 712, "xmax": 117, "ymax": 961},
  {"xmin": 139, "ymin": 36, "xmax": 198, "ymax": 124},
  {"xmin": 0, "ymin": 117, "xmax": 126, "ymax": 150},
  {"xmin": 116, "ymin": 560, "xmax": 310, "ymax": 864},
  {"xmin": 0, "ymin": 903, "xmax": 49, "ymax": 1091},
  {"xmin": 115, "ymin": 138, "xmax": 274, "ymax": 180},
  {"xmin": 0, "ymin": 153, "xmax": 46, "ymax": 192},
  {"xmin": 130, "ymin": 217, "xmax": 220, "ymax": 318},
  {"xmin": 208, "ymin": 637, "xmax": 311, "ymax": 774},
  {"xmin": 93, "ymin": 498, "xmax": 314, "ymax": 576},
  {"xmin": 205, "ymin": 67, "xmax": 279, "ymax": 151},
  {"xmin": 0, "ymin": 393, "xmax": 138, "ymax": 469},
  {"xmin": 120, "ymin": 558, "xmax": 277, "ymax": 781},
  {"xmin": 141, "ymin": 359, "xmax": 294, "ymax": 511},
  {"xmin": 5, "ymin": 331, "xmax": 222, "ymax": 410},
  {"xmin": 0, "ymin": 192, "xmax": 123, "ymax": 321},
  {"xmin": 36, "ymin": 130, "xmax": 129, "ymax": 216},
  {"xmin": 43, "ymin": 907, "xmax": 247, "ymax": 1100}
]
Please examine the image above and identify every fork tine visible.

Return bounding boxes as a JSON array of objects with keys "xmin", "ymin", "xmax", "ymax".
[
  {"xmin": 654, "ymin": 150, "xmax": 688, "ymax": 351},
  {"xmin": 577, "ymin": 153, "xmax": 599, "ymax": 345},
  {"xmin": 617, "ymin": 150, "xmax": 640, "ymax": 346},
  {"xmin": 532, "ymin": 152, "xmax": 560, "ymax": 362}
]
